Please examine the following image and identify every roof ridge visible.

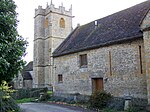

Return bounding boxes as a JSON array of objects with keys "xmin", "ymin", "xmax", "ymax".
[
  {"xmin": 82, "ymin": 0, "xmax": 149, "ymax": 27},
  {"xmin": 53, "ymin": 0, "xmax": 150, "ymax": 57}
]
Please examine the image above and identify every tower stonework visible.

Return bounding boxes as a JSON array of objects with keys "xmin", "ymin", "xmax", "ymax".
[
  {"xmin": 141, "ymin": 10, "xmax": 150, "ymax": 105},
  {"xmin": 33, "ymin": 2, "xmax": 73, "ymax": 88}
]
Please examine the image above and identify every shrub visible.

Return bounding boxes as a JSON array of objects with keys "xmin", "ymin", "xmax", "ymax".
[
  {"xmin": 38, "ymin": 92, "xmax": 50, "ymax": 101},
  {"xmin": 0, "ymin": 81, "xmax": 20, "ymax": 112},
  {"xmin": 89, "ymin": 91, "xmax": 112, "ymax": 110}
]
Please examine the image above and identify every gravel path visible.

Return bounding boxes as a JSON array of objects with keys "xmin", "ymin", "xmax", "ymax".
[{"xmin": 20, "ymin": 102, "xmax": 96, "ymax": 112}]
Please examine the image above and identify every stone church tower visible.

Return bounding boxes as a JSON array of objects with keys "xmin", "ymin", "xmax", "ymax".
[{"xmin": 33, "ymin": 1, "xmax": 73, "ymax": 87}]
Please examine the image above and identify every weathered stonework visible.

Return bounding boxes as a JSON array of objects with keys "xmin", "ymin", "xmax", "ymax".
[
  {"xmin": 33, "ymin": 2, "xmax": 73, "ymax": 87},
  {"xmin": 54, "ymin": 39, "xmax": 147, "ymax": 99},
  {"xmin": 141, "ymin": 10, "xmax": 150, "ymax": 104},
  {"xmin": 13, "ymin": 73, "xmax": 23, "ymax": 89}
]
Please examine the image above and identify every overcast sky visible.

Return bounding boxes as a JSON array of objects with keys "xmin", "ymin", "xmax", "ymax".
[{"xmin": 14, "ymin": 0, "xmax": 146, "ymax": 63}]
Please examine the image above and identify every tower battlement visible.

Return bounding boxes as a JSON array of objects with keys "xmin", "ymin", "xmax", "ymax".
[
  {"xmin": 35, "ymin": 6, "xmax": 45, "ymax": 17},
  {"xmin": 35, "ymin": 2, "xmax": 72, "ymax": 17}
]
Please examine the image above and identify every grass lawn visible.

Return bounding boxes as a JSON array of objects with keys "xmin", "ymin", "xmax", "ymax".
[
  {"xmin": 47, "ymin": 90, "xmax": 53, "ymax": 95},
  {"xmin": 16, "ymin": 98, "xmax": 34, "ymax": 103}
]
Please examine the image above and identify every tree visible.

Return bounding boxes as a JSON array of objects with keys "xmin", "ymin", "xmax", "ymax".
[{"xmin": 0, "ymin": 0, "xmax": 27, "ymax": 83}]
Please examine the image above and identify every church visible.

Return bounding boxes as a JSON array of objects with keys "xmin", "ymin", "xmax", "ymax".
[{"xmin": 34, "ymin": 0, "xmax": 150, "ymax": 107}]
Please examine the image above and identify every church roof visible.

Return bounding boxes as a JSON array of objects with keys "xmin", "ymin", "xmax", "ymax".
[
  {"xmin": 22, "ymin": 72, "xmax": 33, "ymax": 80},
  {"xmin": 22, "ymin": 61, "xmax": 33, "ymax": 72},
  {"xmin": 53, "ymin": 0, "xmax": 150, "ymax": 57},
  {"xmin": 21, "ymin": 61, "xmax": 33, "ymax": 80}
]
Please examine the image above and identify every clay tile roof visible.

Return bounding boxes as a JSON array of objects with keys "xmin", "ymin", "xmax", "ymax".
[{"xmin": 53, "ymin": 0, "xmax": 150, "ymax": 57}]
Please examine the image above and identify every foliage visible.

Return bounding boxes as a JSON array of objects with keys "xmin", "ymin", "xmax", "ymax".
[
  {"xmin": 0, "ymin": 0, "xmax": 28, "ymax": 83},
  {"xmin": 0, "ymin": 81, "xmax": 15, "ymax": 99},
  {"xmin": 38, "ymin": 92, "xmax": 50, "ymax": 101},
  {"xmin": 0, "ymin": 81, "xmax": 20, "ymax": 112},
  {"xmin": 37, "ymin": 88, "xmax": 51, "ymax": 101},
  {"xmin": 88, "ymin": 91, "xmax": 112, "ymax": 110}
]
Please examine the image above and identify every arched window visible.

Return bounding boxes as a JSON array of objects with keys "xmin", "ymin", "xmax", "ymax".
[
  {"xmin": 45, "ymin": 17, "xmax": 48, "ymax": 28},
  {"xmin": 59, "ymin": 18, "xmax": 65, "ymax": 28}
]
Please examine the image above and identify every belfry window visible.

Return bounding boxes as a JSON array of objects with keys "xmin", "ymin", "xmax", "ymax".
[
  {"xmin": 45, "ymin": 17, "xmax": 48, "ymax": 28},
  {"xmin": 59, "ymin": 18, "xmax": 65, "ymax": 28}
]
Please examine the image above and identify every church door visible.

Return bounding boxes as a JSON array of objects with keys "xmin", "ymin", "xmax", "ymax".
[{"xmin": 92, "ymin": 78, "xmax": 103, "ymax": 92}]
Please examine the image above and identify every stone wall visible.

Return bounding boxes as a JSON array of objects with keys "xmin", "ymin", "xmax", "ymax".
[
  {"xmin": 13, "ymin": 73, "xmax": 23, "ymax": 89},
  {"xmin": 33, "ymin": 3, "xmax": 73, "ymax": 87},
  {"xmin": 23, "ymin": 80, "xmax": 33, "ymax": 89},
  {"xmin": 50, "ymin": 13, "xmax": 72, "ymax": 39},
  {"xmin": 53, "ymin": 39, "xmax": 147, "ymax": 99},
  {"xmin": 141, "ymin": 10, "xmax": 150, "ymax": 104}
]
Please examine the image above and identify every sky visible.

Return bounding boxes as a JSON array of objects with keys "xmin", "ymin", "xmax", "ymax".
[{"xmin": 14, "ymin": 0, "xmax": 147, "ymax": 63}]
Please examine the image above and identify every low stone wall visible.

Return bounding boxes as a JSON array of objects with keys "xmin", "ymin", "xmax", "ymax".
[
  {"xmin": 107, "ymin": 97, "xmax": 125, "ymax": 111},
  {"xmin": 54, "ymin": 92, "xmax": 90, "ymax": 103},
  {"xmin": 54, "ymin": 93, "xmax": 147, "ymax": 111},
  {"xmin": 107, "ymin": 97, "xmax": 147, "ymax": 111},
  {"xmin": 131, "ymin": 97, "xmax": 147, "ymax": 110},
  {"xmin": 12, "ymin": 87, "xmax": 49, "ymax": 100}
]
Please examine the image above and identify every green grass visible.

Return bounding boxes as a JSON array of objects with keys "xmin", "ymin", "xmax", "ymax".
[
  {"xmin": 47, "ymin": 90, "xmax": 53, "ymax": 95},
  {"xmin": 102, "ymin": 108, "xmax": 118, "ymax": 112},
  {"xmin": 16, "ymin": 98, "xmax": 33, "ymax": 103}
]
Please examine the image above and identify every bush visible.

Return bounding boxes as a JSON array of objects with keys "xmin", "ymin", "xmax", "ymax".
[
  {"xmin": 38, "ymin": 92, "xmax": 50, "ymax": 101},
  {"xmin": 89, "ymin": 91, "xmax": 112, "ymax": 110},
  {"xmin": 0, "ymin": 81, "xmax": 20, "ymax": 112}
]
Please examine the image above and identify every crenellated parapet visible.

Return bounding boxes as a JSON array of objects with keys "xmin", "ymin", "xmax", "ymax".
[
  {"xmin": 35, "ymin": 6, "xmax": 45, "ymax": 17},
  {"xmin": 46, "ymin": 2, "xmax": 72, "ymax": 17},
  {"xmin": 35, "ymin": 2, "xmax": 72, "ymax": 17}
]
